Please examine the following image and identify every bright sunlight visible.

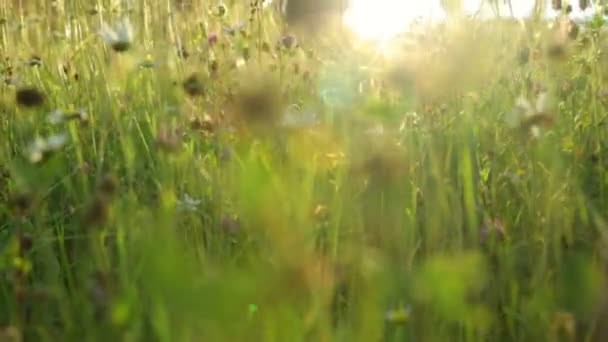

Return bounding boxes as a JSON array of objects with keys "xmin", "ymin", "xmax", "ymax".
[
  {"xmin": 343, "ymin": 0, "xmax": 592, "ymax": 42},
  {"xmin": 343, "ymin": 0, "xmax": 445, "ymax": 42}
]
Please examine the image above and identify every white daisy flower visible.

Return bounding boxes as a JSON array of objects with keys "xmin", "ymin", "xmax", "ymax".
[
  {"xmin": 177, "ymin": 193, "xmax": 202, "ymax": 212},
  {"xmin": 27, "ymin": 134, "xmax": 68, "ymax": 163},
  {"xmin": 100, "ymin": 17, "xmax": 133, "ymax": 52},
  {"xmin": 47, "ymin": 108, "xmax": 88, "ymax": 125}
]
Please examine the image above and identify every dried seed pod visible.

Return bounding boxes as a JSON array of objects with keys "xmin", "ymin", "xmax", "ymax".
[
  {"xmin": 83, "ymin": 196, "xmax": 110, "ymax": 227},
  {"xmin": 182, "ymin": 73, "xmax": 205, "ymax": 97},
  {"xmin": 15, "ymin": 87, "xmax": 45, "ymax": 108},
  {"xmin": 552, "ymin": 0, "xmax": 562, "ymax": 10},
  {"xmin": 97, "ymin": 174, "xmax": 118, "ymax": 198},
  {"xmin": 9, "ymin": 192, "xmax": 35, "ymax": 217}
]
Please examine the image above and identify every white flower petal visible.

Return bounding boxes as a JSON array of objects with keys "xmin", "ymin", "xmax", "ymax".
[
  {"xmin": 100, "ymin": 23, "xmax": 118, "ymax": 44},
  {"xmin": 117, "ymin": 18, "xmax": 133, "ymax": 43},
  {"xmin": 46, "ymin": 134, "xmax": 67, "ymax": 149},
  {"xmin": 48, "ymin": 110, "xmax": 65, "ymax": 125}
]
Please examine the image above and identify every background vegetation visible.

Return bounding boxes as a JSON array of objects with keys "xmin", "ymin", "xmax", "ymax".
[{"xmin": 1, "ymin": 0, "xmax": 608, "ymax": 341}]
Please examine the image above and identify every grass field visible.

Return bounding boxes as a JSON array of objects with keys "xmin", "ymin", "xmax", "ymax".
[{"xmin": 1, "ymin": 0, "xmax": 608, "ymax": 341}]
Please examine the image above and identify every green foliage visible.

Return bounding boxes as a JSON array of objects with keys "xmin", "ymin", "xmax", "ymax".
[{"xmin": 0, "ymin": 1, "xmax": 607, "ymax": 341}]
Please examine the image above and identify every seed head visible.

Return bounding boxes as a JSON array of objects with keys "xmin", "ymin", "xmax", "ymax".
[
  {"xmin": 280, "ymin": 34, "xmax": 297, "ymax": 49},
  {"xmin": 9, "ymin": 192, "xmax": 35, "ymax": 217},
  {"xmin": 16, "ymin": 87, "xmax": 45, "ymax": 108},
  {"xmin": 182, "ymin": 73, "xmax": 205, "ymax": 97},
  {"xmin": 156, "ymin": 127, "xmax": 181, "ymax": 152},
  {"xmin": 97, "ymin": 174, "xmax": 118, "ymax": 199},
  {"xmin": 232, "ymin": 73, "xmax": 285, "ymax": 129},
  {"xmin": 18, "ymin": 233, "xmax": 34, "ymax": 254},
  {"xmin": 83, "ymin": 196, "xmax": 110, "ymax": 228},
  {"xmin": 215, "ymin": 4, "xmax": 228, "ymax": 17}
]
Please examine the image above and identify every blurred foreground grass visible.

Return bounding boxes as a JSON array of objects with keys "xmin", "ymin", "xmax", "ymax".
[{"xmin": 1, "ymin": 0, "xmax": 608, "ymax": 341}]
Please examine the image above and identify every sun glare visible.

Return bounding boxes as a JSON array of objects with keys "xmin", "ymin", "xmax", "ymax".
[
  {"xmin": 343, "ymin": 0, "xmax": 584, "ymax": 42},
  {"xmin": 343, "ymin": 0, "xmax": 445, "ymax": 42}
]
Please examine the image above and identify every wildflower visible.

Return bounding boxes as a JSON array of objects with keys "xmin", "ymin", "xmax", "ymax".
[
  {"xmin": 48, "ymin": 108, "xmax": 88, "ymax": 125},
  {"xmin": 223, "ymin": 22, "xmax": 245, "ymax": 36},
  {"xmin": 208, "ymin": 33, "xmax": 219, "ymax": 46},
  {"xmin": 176, "ymin": 193, "xmax": 201, "ymax": 212},
  {"xmin": 507, "ymin": 92, "xmax": 555, "ymax": 137},
  {"xmin": 182, "ymin": 73, "xmax": 205, "ymax": 97},
  {"xmin": 385, "ymin": 306, "xmax": 412, "ymax": 324},
  {"xmin": 24, "ymin": 55, "xmax": 42, "ymax": 67},
  {"xmin": 27, "ymin": 134, "xmax": 67, "ymax": 164},
  {"xmin": 156, "ymin": 126, "xmax": 181, "ymax": 152},
  {"xmin": 235, "ymin": 58, "xmax": 246, "ymax": 69},
  {"xmin": 15, "ymin": 86, "xmax": 45, "ymax": 108},
  {"xmin": 100, "ymin": 18, "xmax": 134, "ymax": 52},
  {"xmin": 479, "ymin": 218, "xmax": 506, "ymax": 245},
  {"xmin": 399, "ymin": 112, "xmax": 420, "ymax": 131},
  {"xmin": 312, "ymin": 204, "xmax": 329, "ymax": 222},
  {"xmin": 138, "ymin": 55, "xmax": 158, "ymax": 69},
  {"xmin": 189, "ymin": 114, "xmax": 215, "ymax": 134}
]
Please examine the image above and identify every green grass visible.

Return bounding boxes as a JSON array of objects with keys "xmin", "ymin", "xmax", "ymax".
[{"xmin": 1, "ymin": 0, "xmax": 608, "ymax": 341}]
